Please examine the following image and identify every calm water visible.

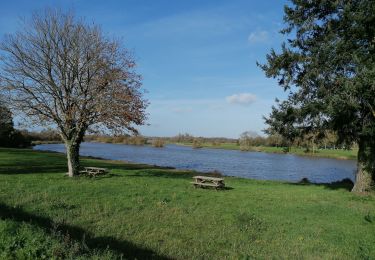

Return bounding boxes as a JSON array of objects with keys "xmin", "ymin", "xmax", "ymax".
[{"xmin": 34, "ymin": 142, "xmax": 356, "ymax": 183}]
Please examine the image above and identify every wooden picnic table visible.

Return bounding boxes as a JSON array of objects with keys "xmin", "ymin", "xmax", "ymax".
[
  {"xmin": 191, "ymin": 175, "xmax": 225, "ymax": 189},
  {"xmin": 80, "ymin": 167, "xmax": 108, "ymax": 177}
]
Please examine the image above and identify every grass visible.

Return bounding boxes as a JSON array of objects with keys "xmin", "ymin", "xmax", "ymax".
[
  {"xmin": 0, "ymin": 148, "xmax": 374, "ymax": 259},
  {"xmin": 174, "ymin": 142, "xmax": 358, "ymax": 160}
]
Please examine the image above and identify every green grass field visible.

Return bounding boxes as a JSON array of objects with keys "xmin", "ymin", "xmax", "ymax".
[
  {"xmin": 0, "ymin": 148, "xmax": 374, "ymax": 259},
  {"xmin": 175, "ymin": 142, "xmax": 358, "ymax": 160}
]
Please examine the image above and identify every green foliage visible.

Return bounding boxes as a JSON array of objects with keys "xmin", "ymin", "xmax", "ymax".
[
  {"xmin": 0, "ymin": 105, "xmax": 15, "ymax": 147},
  {"xmin": 0, "ymin": 148, "xmax": 374, "ymax": 258},
  {"xmin": 260, "ymin": 0, "xmax": 375, "ymax": 188},
  {"xmin": 0, "ymin": 105, "xmax": 31, "ymax": 148},
  {"xmin": 263, "ymin": 0, "xmax": 375, "ymax": 144},
  {"xmin": 0, "ymin": 219, "xmax": 114, "ymax": 259},
  {"xmin": 239, "ymin": 131, "xmax": 278, "ymax": 150}
]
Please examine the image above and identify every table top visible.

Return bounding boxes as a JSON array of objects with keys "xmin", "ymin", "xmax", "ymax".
[
  {"xmin": 84, "ymin": 167, "xmax": 107, "ymax": 170},
  {"xmin": 193, "ymin": 176, "xmax": 224, "ymax": 181}
]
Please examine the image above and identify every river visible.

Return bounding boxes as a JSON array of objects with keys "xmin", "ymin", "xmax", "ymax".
[{"xmin": 34, "ymin": 142, "xmax": 356, "ymax": 183}]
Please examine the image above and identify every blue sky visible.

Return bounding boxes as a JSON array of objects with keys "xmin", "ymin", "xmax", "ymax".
[{"xmin": 0, "ymin": 0, "xmax": 289, "ymax": 138}]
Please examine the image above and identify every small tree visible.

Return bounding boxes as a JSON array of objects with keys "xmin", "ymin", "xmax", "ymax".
[
  {"xmin": 152, "ymin": 138, "xmax": 165, "ymax": 148},
  {"xmin": 0, "ymin": 104, "xmax": 14, "ymax": 147},
  {"xmin": 239, "ymin": 131, "xmax": 255, "ymax": 151},
  {"xmin": 192, "ymin": 138, "xmax": 203, "ymax": 149},
  {"xmin": 0, "ymin": 103, "xmax": 31, "ymax": 147},
  {"xmin": 0, "ymin": 10, "xmax": 147, "ymax": 176}
]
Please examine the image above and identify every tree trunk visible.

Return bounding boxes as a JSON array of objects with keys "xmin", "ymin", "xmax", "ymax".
[
  {"xmin": 65, "ymin": 141, "xmax": 80, "ymax": 177},
  {"xmin": 352, "ymin": 138, "xmax": 374, "ymax": 193}
]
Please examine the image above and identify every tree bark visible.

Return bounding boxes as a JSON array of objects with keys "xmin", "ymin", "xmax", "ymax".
[
  {"xmin": 352, "ymin": 138, "xmax": 374, "ymax": 193},
  {"xmin": 65, "ymin": 141, "xmax": 80, "ymax": 177}
]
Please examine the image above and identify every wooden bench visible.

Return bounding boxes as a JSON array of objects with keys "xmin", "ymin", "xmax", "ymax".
[
  {"xmin": 80, "ymin": 167, "xmax": 108, "ymax": 177},
  {"xmin": 191, "ymin": 176, "xmax": 225, "ymax": 190}
]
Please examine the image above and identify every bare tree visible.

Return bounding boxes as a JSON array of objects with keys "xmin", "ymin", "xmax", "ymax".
[{"xmin": 0, "ymin": 9, "xmax": 147, "ymax": 176}]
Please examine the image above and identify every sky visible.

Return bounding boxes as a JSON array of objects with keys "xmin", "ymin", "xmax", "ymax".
[{"xmin": 0, "ymin": 0, "xmax": 290, "ymax": 138}]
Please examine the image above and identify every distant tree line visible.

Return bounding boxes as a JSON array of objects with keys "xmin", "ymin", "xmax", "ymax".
[
  {"xmin": 1, "ymin": 111, "xmax": 354, "ymax": 154},
  {"xmin": 84, "ymin": 135, "xmax": 147, "ymax": 146},
  {"xmin": 24, "ymin": 130, "xmax": 62, "ymax": 144},
  {"xmin": 239, "ymin": 131, "xmax": 353, "ymax": 152},
  {"xmin": 79, "ymin": 133, "xmax": 236, "ymax": 148},
  {"xmin": 168, "ymin": 133, "xmax": 238, "ymax": 145},
  {"xmin": 84, "ymin": 132, "xmax": 353, "ymax": 153}
]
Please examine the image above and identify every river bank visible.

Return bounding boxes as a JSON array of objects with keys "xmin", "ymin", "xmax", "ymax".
[{"xmin": 173, "ymin": 142, "xmax": 358, "ymax": 160}]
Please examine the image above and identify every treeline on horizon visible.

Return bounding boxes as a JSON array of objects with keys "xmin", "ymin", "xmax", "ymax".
[
  {"xmin": 7, "ymin": 130, "xmax": 355, "ymax": 152},
  {"xmin": 0, "ymin": 105, "xmax": 354, "ymax": 151}
]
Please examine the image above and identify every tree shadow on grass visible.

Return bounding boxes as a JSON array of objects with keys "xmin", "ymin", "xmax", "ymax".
[
  {"xmin": 0, "ymin": 164, "xmax": 68, "ymax": 175},
  {"xmin": 126, "ymin": 170, "xmax": 234, "ymax": 189},
  {"xmin": 126, "ymin": 169, "xmax": 195, "ymax": 179},
  {"xmin": 88, "ymin": 162, "xmax": 176, "ymax": 171},
  {"xmin": 0, "ymin": 203, "xmax": 171, "ymax": 259},
  {"xmin": 75, "ymin": 173, "xmax": 125, "ymax": 180},
  {"xmin": 125, "ymin": 170, "xmax": 225, "ymax": 179},
  {"xmin": 191, "ymin": 186, "xmax": 234, "ymax": 191},
  {"xmin": 0, "ymin": 153, "xmax": 174, "ymax": 175},
  {"xmin": 0, "ymin": 149, "xmax": 67, "ymax": 174},
  {"xmin": 0, "ymin": 149, "xmax": 219, "ymax": 183},
  {"xmin": 289, "ymin": 178, "xmax": 354, "ymax": 191}
]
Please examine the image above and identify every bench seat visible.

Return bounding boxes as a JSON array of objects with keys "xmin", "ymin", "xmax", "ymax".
[
  {"xmin": 193, "ymin": 176, "xmax": 224, "ymax": 181},
  {"xmin": 80, "ymin": 167, "xmax": 108, "ymax": 177},
  {"xmin": 190, "ymin": 182, "xmax": 223, "ymax": 187}
]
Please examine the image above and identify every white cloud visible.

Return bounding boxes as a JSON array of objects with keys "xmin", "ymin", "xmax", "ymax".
[
  {"xmin": 248, "ymin": 30, "xmax": 269, "ymax": 43},
  {"xmin": 226, "ymin": 93, "xmax": 257, "ymax": 105}
]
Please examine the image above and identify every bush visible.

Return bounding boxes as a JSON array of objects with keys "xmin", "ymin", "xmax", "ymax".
[
  {"xmin": 10, "ymin": 130, "xmax": 32, "ymax": 147},
  {"xmin": 0, "ymin": 105, "xmax": 32, "ymax": 148},
  {"xmin": 192, "ymin": 138, "xmax": 203, "ymax": 149},
  {"xmin": 152, "ymin": 139, "xmax": 165, "ymax": 148},
  {"xmin": 127, "ymin": 136, "xmax": 146, "ymax": 146}
]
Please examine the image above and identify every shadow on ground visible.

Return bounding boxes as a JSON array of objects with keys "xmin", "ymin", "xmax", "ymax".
[
  {"xmin": 0, "ymin": 150, "xmax": 175, "ymax": 175},
  {"xmin": 0, "ymin": 203, "xmax": 171, "ymax": 259},
  {"xmin": 0, "ymin": 165, "xmax": 68, "ymax": 175},
  {"xmin": 126, "ymin": 169, "xmax": 195, "ymax": 179},
  {"xmin": 289, "ymin": 178, "xmax": 354, "ymax": 191}
]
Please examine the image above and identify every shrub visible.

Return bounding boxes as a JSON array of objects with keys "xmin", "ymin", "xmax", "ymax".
[
  {"xmin": 192, "ymin": 138, "xmax": 203, "ymax": 149},
  {"xmin": 152, "ymin": 139, "xmax": 164, "ymax": 148},
  {"xmin": 128, "ymin": 136, "xmax": 146, "ymax": 146}
]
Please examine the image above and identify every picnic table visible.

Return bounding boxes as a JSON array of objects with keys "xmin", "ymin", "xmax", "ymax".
[
  {"xmin": 80, "ymin": 167, "xmax": 108, "ymax": 177},
  {"xmin": 191, "ymin": 176, "xmax": 225, "ymax": 189}
]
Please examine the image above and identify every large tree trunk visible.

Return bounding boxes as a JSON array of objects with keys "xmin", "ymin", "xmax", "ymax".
[
  {"xmin": 352, "ymin": 138, "xmax": 374, "ymax": 193},
  {"xmin": 65, "ymin": 141, "xmax": 80, "ymax": 177}
]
